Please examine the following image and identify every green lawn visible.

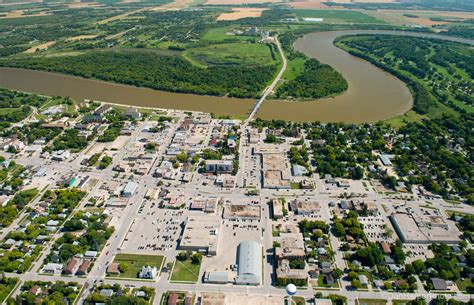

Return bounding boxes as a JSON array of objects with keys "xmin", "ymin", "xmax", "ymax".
[
  {"xmin": 184, "ymin": 42, "xmax": 276, "ymax": 68},
  {"xmin": 317, "ymin": 274, "xmax": 339, "ymax": 288},
  {"xmin": 293, "ymin": 9, "xmax": 384, "ymax": 24},
  {"xmin": 170, "ymin": 259, "xmax": 201, "ymax": 283},
  {"xmin": 111, "ymin": 253, "xmax": 164, "ymax": 279},
  {"xmin": 356, "ymin": 299, "xmax": 387, "ymax": 305},
  {"xmin": 455, "ymin": 278, "xmax": 473, "ymax": 292}
]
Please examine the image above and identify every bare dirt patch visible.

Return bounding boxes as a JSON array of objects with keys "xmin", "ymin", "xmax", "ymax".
[
  {"xmin": 149, "ymin": 0, "xmax": 197, "ymax": 11},
  {"xmin": 217, "ymin": 8, "xmax": 268, "ymax": 21},
  {"xmin": 65, "ymin": 2, "xmax": 103, "ymax": 8},
  {"xmin": 66, "ymin": 35, "xmax": 98, "ymax": 42},
  {"xmin": 0, "ymin": 9, "xmax": 51, "ymax": 19},
  {"xmin": 289, "ymin": 0, "xmax": 329, "ymax": 9},
  {"xmin": 24, "ymin": 41, "xmax": 55, "ymax": 54}
]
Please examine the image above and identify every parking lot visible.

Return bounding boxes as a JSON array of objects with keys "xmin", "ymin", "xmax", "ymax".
[
  {"xmin": 243, "ymin": 147, "xmax": 261, "ymax": 188},
  {"xmin": 121, "ymin": 207, "xmax": 185, "ymax": 260},
  {"xmin": 201, "ymin": 215, "xmax": 262, "ymax": 275}
]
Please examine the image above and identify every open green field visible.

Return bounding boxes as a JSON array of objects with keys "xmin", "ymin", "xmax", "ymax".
[
  {"xmin": 184, "ymin": 43, "xmax": 276, "ymax": 67},
  {"xmin": 111, "ymin": 253, "xmax": 164, "ymax": 279},
  {"xmin": 201, "ymin": 26, "xmax": 252, "ymax": 42},
  {"xmin": 170, "ymin": 259, "xmax": 201, "ymax": 283},
  {"xmin": 293, "ymin": 9, "xmax": 384, "ymax": 24}
]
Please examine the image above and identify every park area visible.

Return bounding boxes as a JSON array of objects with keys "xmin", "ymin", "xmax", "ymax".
[{"xmin": 111, "ymin": 253, "xmax": 164, "ymax": 279}]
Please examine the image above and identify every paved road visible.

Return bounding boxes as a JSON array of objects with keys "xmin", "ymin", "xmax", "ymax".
[
  {"xmin": 236, "ymin": 35, "xmax": 287, "ymax": 188},
  {"xmin": 244, "ymin": 36, "xmax": 287, "ymax": 125}
]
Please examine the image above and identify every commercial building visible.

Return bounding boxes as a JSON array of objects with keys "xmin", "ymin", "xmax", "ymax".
[
  {"xmin": 204, "ymin": 271, "xmax": 231, "ymax": 284},
  {"xmin": 275, "ymin": 233, "xmax": 305, "ymax": 261},
  {"xmin": 390, "ymin": 212, "xmax": 461, "ymax": 244},
  {"xmin": 289, "ymin": 199, "xmax": 321, "ymax": 216},
  {"xmin": 254, "ymin": 145, "xmax": 291, "ymax": 189},
  {"xmin": 121, "ymin": 181, "xmax": 138, "ymax": 197},
  {"xmin": 179, "ymin": 214, "xmax": 220, "ymax": 255},
  {"xmin": 235, "ymin": 241, "xmax": 261, "ymax": 286},
  {"xmin": 205, "ymin": 160, "xmax": 233, "ymax": 174},
  {"xmin": 224, "ymin": 204, "xmax": 261, "ymax": 221},
  {"xmin": 272, "ymin": 198, "xmax": 285, "ymax": 219}
]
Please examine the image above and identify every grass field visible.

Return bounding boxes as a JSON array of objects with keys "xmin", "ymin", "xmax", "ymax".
[
  {"xmin": 170, "ymin": 259, "xmax": 201, "ymax": 283},
  {"xmin": 111, "ymin": 253, "xmax": 164, "ymax": 279},
  {"xmin": 184, "ymin": 43, "xmax": 276, "ymax": 67},
  {"xmin": 357, "ymin": 299, "xmax": 387, "ymax": 305},
  {"xmin": 293, "ymin": 9, "xmax": 385, "ymax": 24},
  {"xmin": 201, "ymin": 26, "xmax": 252, "ymax": 42}
]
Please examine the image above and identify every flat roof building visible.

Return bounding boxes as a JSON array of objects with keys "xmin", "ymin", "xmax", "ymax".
[
  {"xmin": 390, "ymin": 213, "xmax": 461, "ymax": 244},
  {"xmin": 179, "ymin": 214, "xmax": 220, "ymax": 255},
  {"xmin": 122, "ymin": 181, "xmax": 138, "ymax": 197},
  {"xmin": 205, "ymin": 160, "xmax": 233, "ymax": 174},
  {"xmin": 224, "ymin": 204, "xmax": 261, "ymax": 221},
  {"xmin": 235, "ymin": 241, "xmax": 261, "ymax": 286}
]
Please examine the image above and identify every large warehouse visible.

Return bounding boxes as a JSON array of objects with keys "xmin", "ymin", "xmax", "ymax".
[{"xmin": 235, "ymin": 241, "xmax": 262, "ymax": 286}]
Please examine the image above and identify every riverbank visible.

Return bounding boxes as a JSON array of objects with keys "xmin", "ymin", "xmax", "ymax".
[{"xmin": 1, "ymin": 30, "xmax": 472, "ymax": 123}]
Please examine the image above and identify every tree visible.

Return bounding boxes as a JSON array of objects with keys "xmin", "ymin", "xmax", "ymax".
[
  {"xmin": 289, "ymin": 259, "xmax": 305, "ymax": 270},
  {"xmin": 333, "ymin": 268, "xmax": 343, "ymax": 280},
  {"xmin": 118, "ymin": 263, "xmax": 128, "ymax": 273},
  {"xmin": 191, "ymin": 253, "xmax": 202, "ymax": 265},
  {"xmin": 351, "ymin": 279, "xmax": 361, "ymax": 289}
]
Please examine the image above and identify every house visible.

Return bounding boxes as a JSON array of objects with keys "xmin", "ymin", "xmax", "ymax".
[
  {"xmin": 128, "ymin": 290, "xmax": 142, "ymax": 298},
  {"xmin": 325, "ymin": 274, "xmax": 335, "ymax": 285},
  {"xmin": 64, "ymin": 258, "xmax": 78, "ymax": 275},
  {"xmin": 76, "ymin": 260, "xmax": 91, "ymax": 276},
  {"xmin": 431, "ymin": 278, "xmax": 448, "ymax": 290},
  {"xmin": 84, "ymin": 251, "xmax": 98, "ymax": 258},
  {"xmin": 138, "ymin": 266, "xmax": 158, "ymax": 279},
  {"xmin": 106, "ymin": 263, "xmax": 120, "ymax": 275},
  {"xmin": 122, "ymin": 107, "xmax": 141, "ymax": 119},
  {"xmin": 42, "ymin": 263, "xmax": 63, "ymax": 274},
  {"xmin": 381, "ymin": 242, "xmax": 392, "ymax": 254},
  {"xmin": 167, "ymin": 293, "xmax": 178, "ymax": 305},
  {"xmin": 359, "ymin": 274, "xmax": 369, "ymax": 286},
  {"xmin": 100, "ymin": 289, "xmax": 114, "ymax": 297},
  {"xmin": 29, "ymin": 285, "xmax": 42, "ymax": 296}
]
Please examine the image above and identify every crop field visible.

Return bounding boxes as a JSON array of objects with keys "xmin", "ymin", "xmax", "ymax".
[
  {"xmin": 293, "ymin": 9, "xmax": 385, "ymax": 24},
  {"xmin": 217, "ymin": 8, "xmax": 267, "ymax": 21}
]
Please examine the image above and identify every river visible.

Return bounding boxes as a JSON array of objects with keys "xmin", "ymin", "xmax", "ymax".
[
  {"xmin": 0, "ymin": 30, "xmax": 472, "ymax": 123},
  {"xmin": 258, "ymin": 30, "xmax": 474, "ymax": 123}
]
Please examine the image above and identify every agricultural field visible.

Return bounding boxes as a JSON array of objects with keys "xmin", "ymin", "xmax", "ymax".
[{"xmin": 293, "ymin": 9, "xmax": 385, "ymax": 24}]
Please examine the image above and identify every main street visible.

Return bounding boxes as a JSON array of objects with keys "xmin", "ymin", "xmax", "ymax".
[{"xmin": 237, "ymin": 35, "xmax": 287, "ymax": 188}]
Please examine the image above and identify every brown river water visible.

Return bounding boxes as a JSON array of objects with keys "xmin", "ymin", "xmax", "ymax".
[{"xmin": 1, "ymin": 30, "xmax": 472, "ymax": 123}]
